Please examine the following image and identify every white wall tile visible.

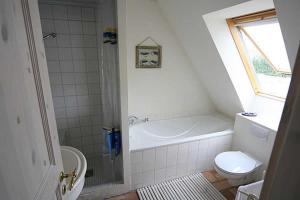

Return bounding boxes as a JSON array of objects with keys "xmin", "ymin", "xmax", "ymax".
[
  {"xmin": 131, "ymin": 162, "xmax": 143, "ymax": 174},
  {"xmin": 131, "ymin": 151, "xmax": 143, "ymax": 163},
  {"xmin": 68, "ymin": 127, "xmax": 81, "ymax": 137},
  {"xmin": 72, "ymin": 48, "xmax": 85, "ymax": 60},
  {"xmin": 67, "ymin": 6, "xmax": 82, "ymax": 20},
  {"xmin": 54, "ymin": 20, "xmax": 69, "ymax": 34},
  {"xmin": 49, "ymin": 73, "xmax": 62, "ymax": 85},
  {"xmin": 60, "ymin": 61, "xmax": 74, "ymax": 72},
  {"xmin": 88, "ymin": 84, "xmax": 101, "ymax": 94},
  {"xmin": 75, "ymin": 73, "xmax": 87, "ymax": 84},
  {"xmin": 84, "ymin": 48, "xmax": 98, "ymax": 60},
  {"xmin": 141, "ymin": 170, "xmax": 155, "ymax": 186},
  {"xmin": 79, "ymin": 116, "xmax": 92, "ymax": 126},
  {"xmin": 53, "ymin": 5, "xmax": 67, "ymax": 19},
  {"xmin": 78, "ymin": 106, "xmax": 90, "ymax": 116},
  {"xmin": 83, "ymin": 22, "xmax": 96, "ymax": 34},
  {"xmin": 82, "ymin": 7, "xmax": 95, "ymax": 21},
  {"xmin": 41, "ymin": 3, "xmax": 102, "ymax": 157},
  {"xmin": 45, "ymin": 48, "xmax": 59, "ymax": 60},
  {"xmin": 56, "ymin": 118, "xmax": 68, "ymax": 129},
  {"xmin": 77, "ymin": 95, "xmax": 89, "ymax": 106},
  {"xmin": 54, "ymin": 108, "xmax": 66, "ymax": 118},
  {"xmin": 176, "ymin": 163, "xmax": 188, "ymax": 177},
  {"xmin": 188, "ymin": 141, "xmax": 199, "ymax": 164},
  {"xmin": 81, "ymin": 126, "xmax": 92, "ymax": 135},
  {"xmin": 83, "ymin": 35, "xmax": 97, "ymax": 47},
  {"xmin": 47, "ymin": 61, "xmax": 60, "ymax": 72},
  {"xmin": 67, "ymin": 117, "xmax": 80, "ymax": 128},
  {"xmin": 39, "ymin": 5, "xmax": 53, "ymax": 19},
  {"xmin": 41, "ymin": 19, "xmax": 55, "ymax": 33},
  {"xmin": 51, "ymin": 85, "xmax": 64, "ymax": 96},
  {"xmin": 86, "ymin": 60, "xmax": 98, "ymax": 72},
  {"xmin": 142, "ymin": 149, "xmax": 155, "ymax": 171},
  {"xmin": 166, "ymin": 166, "xmax": 177, "ymax": 180},
  {"xmin": 62, "ymin": 73, "xmax": 75, "ymax": 84},
  {"xmin": 132, "ymin": 172, "xmax": 143, "ymax": 186},
  {"xmin": 58, "ymin": 48, "xmax": 73, "ymax": 60},
  {"xmin": 71, "ymin": 35, "xmax": 84, "ymax": 47},
  {"xmin": 166, "ymin": 145, "xmax": 178, "ymax": 167},
  {"xmin": 53, "ymin": 97, "xmax": 65, "ymax": 108},
  {"xmin": 73, "ymin": 61, "xmax": 86, "ymax": 72},
  {"xmin": 154, "ymin": 168, "xmax": 166, "ymax": 184},
  {"xmin": 63, "ymin": 84, "xmax": 76, "ymax": 96},
  {"xmin": 66, "ymin": 107, "xmax": 79, "ymax": 118},
  {"xmin": 87, "ymin": 73, "xmax": 99, "ymax": 83},
  {"xmin": 65, "ymin": 96, "xmax": 77, "ymax": 107},
  {"xmin": 177, "ymin": 143, "xmax": 188, "ymax": 165},
  {"xmin": 56, "ymin": 34, "xmax": 71, "ymax": 47},
  {"xmin": 75, "ymin": 85, "xmax": 89, "ymax": 95},
  {"xmin": 89, "ymin": 95, "xmax": 101, "ymax": 105},
  {"xmin": 69, "ymin": 21, "xmax": 83, "ymax": 34},
  {"xmin": 155, "ymin": 147, "xmax": 167, "ymax": 169},
  {"xmin": 44, "ymin": 37, "xmax": 57, "ymax": 47}
]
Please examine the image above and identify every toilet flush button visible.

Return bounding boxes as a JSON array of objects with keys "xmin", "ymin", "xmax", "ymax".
[{"xmin": 250, "ymin": 124, "xmax": 269, "ymax": 141}]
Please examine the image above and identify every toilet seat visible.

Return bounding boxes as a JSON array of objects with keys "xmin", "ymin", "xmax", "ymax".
[{"xmin": 215, "ymin": 151, "xmax": 257, "ymax": 175}]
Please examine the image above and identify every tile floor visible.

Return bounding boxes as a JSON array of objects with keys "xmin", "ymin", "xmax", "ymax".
[
  {"xmin": 84, "ymin": 155, "xmax": 123, "ymax": 187},
  {"xmin": 106, "ymin": 170, "xmax": 238, "ymax": 200}
]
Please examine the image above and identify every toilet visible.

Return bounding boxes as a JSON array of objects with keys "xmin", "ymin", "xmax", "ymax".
[{"xmin": 214, "ymin": 151, "xmax": 262, "ymax": 186}]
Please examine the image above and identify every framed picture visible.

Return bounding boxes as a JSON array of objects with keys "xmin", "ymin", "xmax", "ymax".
[{"xmin": 136, "ymin": 46, "xmax": 162, "ymax": 68}]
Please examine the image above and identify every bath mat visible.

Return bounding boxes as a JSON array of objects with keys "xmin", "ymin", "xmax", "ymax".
[{"xmin": 137, "ymin": 173, "xmax": 226, "ymax": 200}]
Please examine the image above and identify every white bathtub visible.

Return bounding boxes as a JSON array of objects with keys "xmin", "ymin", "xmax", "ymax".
[
  {"xmin": 130, "ymin": 113, "xmax": 234, "ymax": 189},
  {"xmin": 130, "ymin": 113, "xmax": 233, "ymax": 151}
]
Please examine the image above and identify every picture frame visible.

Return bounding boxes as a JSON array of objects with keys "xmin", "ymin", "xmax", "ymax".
[{"xmin": 136, "ymin": 46, "xmax": 162, "ymax": 68}]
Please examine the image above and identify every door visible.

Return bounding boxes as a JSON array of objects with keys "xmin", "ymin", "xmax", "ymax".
[{"xmin": 0, "ymin": 0, "xmax": 65, "ymax": 200}]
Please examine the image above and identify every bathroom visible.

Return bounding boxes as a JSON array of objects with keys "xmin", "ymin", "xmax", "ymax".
[{"xmin": 0, "ymin": 0, "xmax": 299, "ymax": 200}]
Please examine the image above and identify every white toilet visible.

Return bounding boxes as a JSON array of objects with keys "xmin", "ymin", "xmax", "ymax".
[{"xmin": 214, "ymin": 151, "xmax": 262, "ymax": 186}]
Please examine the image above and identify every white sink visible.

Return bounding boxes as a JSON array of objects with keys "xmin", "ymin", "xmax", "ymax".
[{"xmin": 61, "ymin": 146, "xmax": 87, "ymax": 200}]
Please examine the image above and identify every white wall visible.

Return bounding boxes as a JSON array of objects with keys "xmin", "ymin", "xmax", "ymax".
[
  {"xmin": 157, "ymin": 0, "xmax": 252, "ymax": 117},
  {"xmin": 274, "ymin": 0, "xmax": 300, "ymax": 69},
  {"xmin": 126, "ymin": 0, "xmax": 214, "ymax": 120},
  {"xmin": 39, "ymin": 3, "xmax": 104, "ymax": 157},
  {"xmin": 232, "ymin": 114, "xmax": 276, "ymax": 179}
]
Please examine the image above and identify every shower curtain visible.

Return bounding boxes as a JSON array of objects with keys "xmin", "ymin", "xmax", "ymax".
[{"xmin": 99, "ymin": 0, "xmax": 120, "ymax": 129}]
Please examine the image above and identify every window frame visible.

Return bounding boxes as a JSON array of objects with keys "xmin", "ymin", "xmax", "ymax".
[{"xmin": 227, "ymin": 9, "xmax": 290, "ymax": 100}]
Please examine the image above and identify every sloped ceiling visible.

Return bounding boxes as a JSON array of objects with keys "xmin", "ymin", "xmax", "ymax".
[{"xmin": 156, "ymin": 0, "xmax": 251, "ymax": 117}]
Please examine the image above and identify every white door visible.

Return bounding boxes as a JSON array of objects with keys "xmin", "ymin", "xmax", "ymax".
[{"xmin": 0, "ymin": 0, "xmax": 66, "ymax": 200}]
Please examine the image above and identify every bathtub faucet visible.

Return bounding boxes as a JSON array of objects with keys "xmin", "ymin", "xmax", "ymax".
[
  {"xmin": 128, "ymin": 115, "xmax": 149, "ymax": 126},
  {"xmin": 143, "ymin": 117, "xmax": 149, "ymax": 122},
  {"xmin": 128, "ymin": 115, "xmax": 138, "ymax": 126}
]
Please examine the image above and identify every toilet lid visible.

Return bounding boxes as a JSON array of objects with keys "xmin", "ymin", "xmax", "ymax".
[{"xmin": 215, "ymin": 151, "xmax": 257, "ymax": 174}]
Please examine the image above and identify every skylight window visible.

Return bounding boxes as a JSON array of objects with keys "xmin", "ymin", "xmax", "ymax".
[{"xmin": 227, "ymin": 9, "xmax": 291, "ymax": 99}]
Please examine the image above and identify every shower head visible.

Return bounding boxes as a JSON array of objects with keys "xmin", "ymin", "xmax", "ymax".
[{"xmin": 43, "ymin": 32, "xmax": 57, "ymax": 40}]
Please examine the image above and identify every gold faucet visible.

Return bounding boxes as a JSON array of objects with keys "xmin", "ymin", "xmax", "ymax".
[{"xmin": 59, "ymin": 168, "xmax": 77, "ymax": 191}]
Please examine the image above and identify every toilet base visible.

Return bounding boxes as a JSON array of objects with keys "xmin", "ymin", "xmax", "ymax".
[{"xmin": 214, "ymin": 165, "xmax": 256, "ymax": 186}]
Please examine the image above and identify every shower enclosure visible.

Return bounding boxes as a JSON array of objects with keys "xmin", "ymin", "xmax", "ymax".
[{"xmin": 38, "ymin": 0, "xmax": 122, "ymax": 188}]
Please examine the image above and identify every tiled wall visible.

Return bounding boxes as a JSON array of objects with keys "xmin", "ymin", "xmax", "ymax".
[
  {"xmin": 130, "ymin": 134, "xmax": 232, "ymax": 189},
  {"xmin": 39, "ymin": 3, "xmax": 103, "ymax": 157}
]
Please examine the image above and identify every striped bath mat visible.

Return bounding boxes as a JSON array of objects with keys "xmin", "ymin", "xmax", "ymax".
[{"xmin": 137, "ymin": 173, "xmax": 226, "ymax": 200}]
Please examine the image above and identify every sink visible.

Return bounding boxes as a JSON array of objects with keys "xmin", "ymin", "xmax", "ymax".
[{"xmin": 61, "ymin": 146, "xmax": 87, "ymax": 200}]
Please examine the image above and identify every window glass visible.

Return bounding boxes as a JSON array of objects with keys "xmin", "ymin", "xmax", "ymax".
[{"xmin": 237, "ymin": 19, "xmax": 291, "ymax": 98}]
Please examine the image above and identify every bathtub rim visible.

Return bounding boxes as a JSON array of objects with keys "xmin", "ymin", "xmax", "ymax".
[{"xmin": 130, "ymin": 128, "xmax": 234, "ymax": 152}]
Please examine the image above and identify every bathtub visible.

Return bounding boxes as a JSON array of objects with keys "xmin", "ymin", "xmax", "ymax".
[
  {"xmin": 130, "ymin": 113, "xmax": 234, "ymax": 189},
  {"xmin": 130, "ymin": 113, "xmax": 233, "ymax": 151}
]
